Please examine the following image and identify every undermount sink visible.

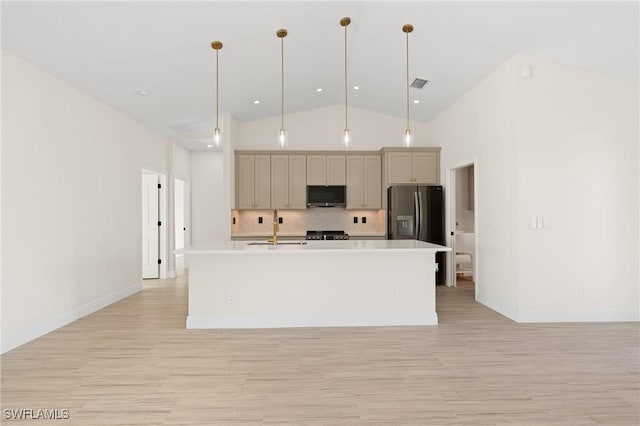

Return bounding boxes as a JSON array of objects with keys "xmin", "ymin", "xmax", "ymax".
[{"xmin": 246, "ymin": 241, "xmax": 307, "ymax": 246}]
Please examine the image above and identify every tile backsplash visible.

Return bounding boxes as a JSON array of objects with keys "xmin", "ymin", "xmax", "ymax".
[{"xmin": 231, "ymin": 209, "xmax": 385, "ymax": 236}]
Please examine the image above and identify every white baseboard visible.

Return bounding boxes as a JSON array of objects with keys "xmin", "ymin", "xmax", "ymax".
[
  {"xmin": 516, "ymin": 308, "xmax": 640, "ymax": 323},
  {"xmin": 186, "ymin": 312, "xmax": 438, "ymax": 329},
  {"xmin": 0, "ymin": 282, "xmax": 142, "ymax": 354},
  {"xmin": 476, "ymin": 294, "xmax": 518, "ymax": 322},
  {"xmin": 167, "ymin": 269, "xmax": 177, "ymax": 279}
]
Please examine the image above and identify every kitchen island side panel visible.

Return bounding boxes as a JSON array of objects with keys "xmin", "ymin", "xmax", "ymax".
[{"xmin": 186, "ymin": 249, "xmax": 438, "ymax": 328}]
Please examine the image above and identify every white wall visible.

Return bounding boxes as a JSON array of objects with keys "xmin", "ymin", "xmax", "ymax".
[
  {"xmin": 237, "ymin": 104, "xmax": 429, "ymax": 150},
  {"xmin": 1, "ymin": 50, "xmax": 171, "ymax": 352},
  {"xmin": 173, "ymin": 116, "xmax": 234, "ymax": 246},
  {"xmin": 426, "ymin": 58, "xmax": 520, "ymax": 319},
  {"xmin": 513, "ymin": 56, "xmax": 639, "ymax": 322},
  {"xmin": 190, "ymin": 151, "xmax": 229, "ymax": 244},
  {"xmin": 426, "ymin": 54, "xmax": 639, "ymax": 322},
  {"xmin": 172, "ymin": 142, "xmax": 191, "ymax": 182}
]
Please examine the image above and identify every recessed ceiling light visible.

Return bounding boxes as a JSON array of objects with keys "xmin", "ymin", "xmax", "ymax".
[
  {"xmin": 413, "ymin": 99, "xmax": 420, "ymax": 104},
  {"xmin": 316, "ymin": 88, "xmax": 323, "ymax": 92},
  {"xmin": 136, "ymin": 89, "xmax": 149, "ymax": 96},
  {"xmin": 353, "ymin": 86, "xmax": 360, "ymax": 90},
  {"xmin": 253, "ymin": 100, "xmax": 260, "ymax": 104},
  {"xmin": 207, "ymin": 144, "xmax": 213, "ymax": 148}
]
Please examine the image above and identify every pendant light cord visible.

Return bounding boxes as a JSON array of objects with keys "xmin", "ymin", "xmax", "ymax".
[
  {"xmin": 344, "ymin": 24, "xmax": 348, "ymax": 130},
  {"xmin": 281, "ymin": 36, "xmax": 284, "ymax": 131},
  {"xmin": 406, "ymin": 30, "xmax": 409, "ymax": 131},
  {"xmin": 216, "ymin": 49, "xmax": 219, "ymax": 129}
]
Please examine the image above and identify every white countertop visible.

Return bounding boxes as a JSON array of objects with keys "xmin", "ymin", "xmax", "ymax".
[
  {"xmin": 230, "ymin": 233, "xmax": 386, "ymax": 238},
  {"xmin": 185, "ymin": 239, "xmax": 450, "ymax": 254}
]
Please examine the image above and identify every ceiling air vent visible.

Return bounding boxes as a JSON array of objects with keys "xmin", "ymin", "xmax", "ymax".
[{"xmin": 411, "ymin": 78, "xmax": 429, "ymax": 89}]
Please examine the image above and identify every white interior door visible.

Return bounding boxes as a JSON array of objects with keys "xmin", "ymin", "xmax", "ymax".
[
  {"xmin": 142, "ymin": 173, "xmax": 159, "ymax": 279},
  {"xmin": 174, "ymin": 178, "xmax": 185, "ymax": 251}
]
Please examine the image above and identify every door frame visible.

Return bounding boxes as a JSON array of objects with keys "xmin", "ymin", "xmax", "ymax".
[
  {"xmin": 142, "ymin": 168, "xmax": 168, "ymax": 279},
  {"xmin": 446, "ymin": 160, "xmax": 479, "ymax": 296}
]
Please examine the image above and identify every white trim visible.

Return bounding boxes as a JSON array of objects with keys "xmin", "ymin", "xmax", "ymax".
[
  {"xmin": 516, "ymin": 309, "xmax": 640, "ymax": 323},
  {"xmin": 0, "ymin": 283, "xmax": 142, "ymax": 354},
  {"xmin": 186, "ymin": 312, "xmax": 438, "ymax": 329}
]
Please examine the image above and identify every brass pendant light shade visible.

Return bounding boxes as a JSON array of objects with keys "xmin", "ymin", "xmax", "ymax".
[
  {"xmin": 277, "ymin": 29, "xmax": 288, "ymax": 147},
  {"xmin": 211, "ymin": 41, "xmax": 223, "ymax": 147}
]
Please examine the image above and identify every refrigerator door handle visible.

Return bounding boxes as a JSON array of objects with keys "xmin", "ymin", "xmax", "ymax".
[
  {"xmin": 414, "ymin": 191, "xmax": 420, "ymax": 240},
  {"xmin": 417, "ymin": 190, "xmax": 424, "ymax": 240}
]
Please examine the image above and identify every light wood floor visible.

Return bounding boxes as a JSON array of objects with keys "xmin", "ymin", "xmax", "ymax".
[{"xmin": 2, "ymin": 274, "xmax": 638, "ymax": 425}]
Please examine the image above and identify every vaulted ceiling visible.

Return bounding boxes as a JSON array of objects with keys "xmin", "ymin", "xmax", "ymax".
[{"xmin": 2, "ymin": 1, "xmax": 638, "ymax": 141}]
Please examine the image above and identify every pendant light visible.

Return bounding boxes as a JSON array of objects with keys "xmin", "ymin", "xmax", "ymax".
[
  {"xmin": 402, "ymin": 24, "xmax": 413, "ymax": 147},
  {"xmin": 340, "ymin": 17, "xmax": 351, "ymax": 148},
  {"xmin": 211, "ymin": 40, "xmax": 223, "ymax": 147},
  {"xmin": 277, "ymin": 29, "xmax": 288, "ymax": 147}
]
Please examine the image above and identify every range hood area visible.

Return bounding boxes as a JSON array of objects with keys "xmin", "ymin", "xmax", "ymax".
[{"xmin": 306, "ymin": 185, "xmax": 346, "ymax": 208}]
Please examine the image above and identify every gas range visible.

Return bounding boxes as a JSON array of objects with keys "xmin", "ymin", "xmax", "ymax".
[{"xmin": 306, "ymin": 230, "xmax": 350, "ymax": 241}]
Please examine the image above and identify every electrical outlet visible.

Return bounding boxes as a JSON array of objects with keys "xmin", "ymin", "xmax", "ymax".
[
  {"xmin": 232, "ymin": 217, "xmax": 236, "ymax": 225},
  {"xmin": 353, "ymin": 216, "xmax": 358, "ymax": 224},
  {"xmin": 278, "ymin": 217, "xmax": 283, "ymax": 224},
  {"xmin": 226, "ymin": 291, "xmax": 234, "ymax": 303},
  {"xmin": 258, "ymin": 217, "xmax": 263, "ymax": 224},
  {"xmin": 361, "ymin": 217, "xmax": 367, "ymax": 224}
]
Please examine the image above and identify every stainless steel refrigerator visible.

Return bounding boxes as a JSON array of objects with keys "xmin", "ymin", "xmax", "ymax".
[{"xmin": 387, "ymin": 185, "xmax": 446, "ymax": 285}]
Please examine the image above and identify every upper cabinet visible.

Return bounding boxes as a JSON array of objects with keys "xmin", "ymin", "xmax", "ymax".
[
  {"xmin": 236, "ymin": 154, "xmax": 271, "ymax": 209},
  {"xmin": 307, "ymin": 155, "xmax": 345, "ymax": 185},
  {"xmin": 383, "ymin": 148, "xmax": 440, "ymax": 185},
  {"xmin": 236, "ymin": 149, "xmax": 427, "ymax": 212},
  {"xmin": 412, "ymin": 151, "xmax": 439, "ymax": 183},
  {"xmin": 346, "ymin": 155, "xmax": 381, "ymax": 209},
  {"xmin": 271, "ymin": 155, "xmax": 307, "ymax": 209}
]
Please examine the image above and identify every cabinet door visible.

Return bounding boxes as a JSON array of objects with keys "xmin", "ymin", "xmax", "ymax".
[
  {"xmin": 363, "ymin": 155, "xmax": 381, "ymax": 209},
  {"xmin": 326, "ymin": 155, "xmax": 346, "ymax": 185},
  {"xmin": 412, "ymin": 152, "xmax": 438, "ymax": 184},
  {"xmin": 346, "ymin": 156, "xmax": 364, "ymax": 209},
  {"xmin": 254, "ymin": 155, "xmax": 271, "ymax": 209},
  {"xmin": 386, "ymin": 152, "xmax": 413, "ymax": 184},
  {"xmin": 270, "ymin": 155, "xmax": 289, "ymax": 209},
  {"xmin": 288, "ymin": 155, "xmax": 307, "ymax": 209},
  {"xmin": 237, "ymin": 155, "xmax": 255, "ymax": 209},
  {"xmin": 306, "ymin": 155, "xmax": 326, "ymax": 185}
]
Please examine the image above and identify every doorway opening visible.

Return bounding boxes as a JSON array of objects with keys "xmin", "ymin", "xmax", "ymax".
[
  {"xmin": 447, "ymin": 162, "xmax": 478, "ymax": 295},
  {"xmin": 142, "ymin": 169, "xmax": 167, "ymax": 280}
]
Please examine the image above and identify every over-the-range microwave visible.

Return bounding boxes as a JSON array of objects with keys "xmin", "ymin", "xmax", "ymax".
[{"xmin": 307, "ymin": 185, "xmax": 346, "ymax": 207}]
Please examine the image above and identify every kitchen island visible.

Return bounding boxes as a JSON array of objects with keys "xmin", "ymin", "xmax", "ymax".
[{"xmin": 185, "ymin": 240, "xmax": 450, "ymax": 329}]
